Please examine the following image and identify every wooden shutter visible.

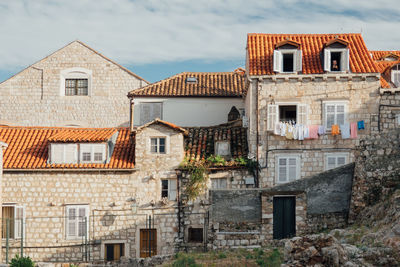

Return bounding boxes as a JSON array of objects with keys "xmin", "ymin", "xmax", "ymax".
[
  {"xmin": 140, "ymin": 103, "xmax": 152, "ymax": 125},
  {"xmin": 51, "ymin": 144, "xmax": 64, "ymax": 164},
  {"xmin": 288, "ymin": 158, "xmax": 297, "ymax": 182},
  {"xmin": 324, "ymin": 104, "xmax": 335, "ymax": 128},
  {"xmin": 93, "ymin": 144, "xmax": 106, "ymax": 163},
  {"xmin": 65, "ymin": 144, "xmax": 77, "ymax": 164},
  {"xmin": 152, "ymin": 102, "xmax": 163, "ymax": 120},
  {"xmin": 295, "ymin": 50, "xmax": 302, "ymax": 72},
  {"xmin": 324, "ymin": 49, "xmax": 331, "ymax": 72},
  {"xmin": 336, "ymin": 104, "xmax": 346, "ymax": 125},
  {"xmin": 78, "ymin": 207, "xmax": 87, "ymax": 237},
  {"xmin": 278, "ymin": 158, "xmax": 287, "ymax": 183},
  {"xmin": 297, "ymin": 104, "xmax": 307, "ymax": 125},
  {"xmin": 267, "ymin": 104, "xmax": 278, "ymax": 131},
  {"xmin": 342, "ymin": 49, "xmax": 350, "ymax": 72},
  {"xmin": 67, "ymin": 206, "xmax": 77, "ymax": 238},
  {"xmin": 168, "ymin": 180, "xmax": 177, "ymax": 201},
  {"xmin": 14, "ymin": 206, "xmax": 24, "ymax": 239},
  {"xmin": 273, "ymin": 50, "xmax": 282, "ymax": 72}
]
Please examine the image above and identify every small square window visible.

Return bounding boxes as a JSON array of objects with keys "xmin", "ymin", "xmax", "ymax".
[
  {"xmin": 279, "ymin": 105, "xmax": 297, "ymax": 123},
  {"xmin": 94, "ymin": 152, "xmax": 103, "ymax": 161},
  {"xmin": 150, "ymin": 137, "xmax": 166, "ymax": 154},
  {"xmin": 188, "ymin": 228, "xmax": 203, "ymax": 243},
  {"xmin": 161, "ymin": 179, "xmax": 177, "ymax": 201},
  {"xmin": 215, "ymin": 141, "xmax": 230, "ymax": 156},
  {"xmin": 82, "ymin": 152, "xmax": 91, "ymax": 162},
  {"xmin": 65, "ymin": 79, "xmax": 88, "ymax": 96}
]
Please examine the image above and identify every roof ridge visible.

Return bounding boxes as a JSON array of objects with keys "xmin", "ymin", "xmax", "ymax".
[
  {"xmin": 0, "ymin": 126, "xmax": 127, "ymax": 130},
  {"xmin": 247, "ymin": 33, "xmax": 361, "ymax": 36}
]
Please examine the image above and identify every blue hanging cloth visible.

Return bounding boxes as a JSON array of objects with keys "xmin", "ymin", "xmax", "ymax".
[{"xmin": 357, "ymin": 120, "xmax": 365, "ymax": 130}]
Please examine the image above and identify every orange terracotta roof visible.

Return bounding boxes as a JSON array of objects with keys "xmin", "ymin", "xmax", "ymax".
[
  {"xmin": 48, "ymin": 128, "xmax": 117, "ymax": 142},
  {"xmin": 247, "ymin": 33, "xmax": 379, "ymax": 75},
  {"xmin": 135, "ymin": 119, "xmax": 188, "ymax": 135},
  {"xmin": 370, "ymin": 50, "xmax": 400, "ymax": 61},
  {"xmin": 0, "ymin": 127, "xmax": 134, "ymax": 170},
  {"xmin": 128, "ymin": 72, "xmax": 246, "ymax": 97}
]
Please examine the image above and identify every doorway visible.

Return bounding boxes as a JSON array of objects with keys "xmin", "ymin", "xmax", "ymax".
[{"xmin": 273, "ymin": 196, "xmax": 296, "ymax": 239}]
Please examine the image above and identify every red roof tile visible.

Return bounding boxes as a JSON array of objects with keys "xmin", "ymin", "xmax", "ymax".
[
  {"xmin": 48, "ymin": 128, "xmax": 117, "ymax": 142},
  {"xmin": 128, "ymin": 72, "xmax": 246, "ymax": 97},
  {"xmin": 247, "ymin": 33, "xmax": 379, "ymax": 76},
  {"xmin": 370, "ymin": 50, "xmax": 400, "ymax": 61},
  {"xmin": 0, "ymin": 127, "xmax": 134, "ymax": 169},
  {"xmin": 370, "ymin": 51, "xmax": 400, "ymax": 88},
  {"xmin": 135, "ymin": 119, "xmax": 188, "ymax": 135}
]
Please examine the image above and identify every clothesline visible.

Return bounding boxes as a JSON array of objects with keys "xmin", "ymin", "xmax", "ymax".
[{"xmin": 273, "ymin": 121, "xmax": 364, "ymax": 140}]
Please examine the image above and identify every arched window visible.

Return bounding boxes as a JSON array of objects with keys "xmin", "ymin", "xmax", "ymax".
[{"xmin": 60, "ymin": 68, "xmax": 92, "ymax": 96}]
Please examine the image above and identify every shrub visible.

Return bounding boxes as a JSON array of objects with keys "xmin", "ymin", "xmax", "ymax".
[
  {"xmin": 172, "ymin": 252, "xmax": 200, "ymax": 267},
  {"xmin": 10, "ymin": 254, "xmax": 35, "ymax": 267}
]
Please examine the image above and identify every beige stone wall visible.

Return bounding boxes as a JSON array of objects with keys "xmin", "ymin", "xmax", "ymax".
[
  {"xmin": 0, "ymin": 41, "xmax": 146, "ymax": 127},
  {"xmin": 246, "ymin": 74, "xmax": 380, "ymax": 187},
  {"xmin": 1, "ymin": 170, "xmax": 178, "ymax": 263}
]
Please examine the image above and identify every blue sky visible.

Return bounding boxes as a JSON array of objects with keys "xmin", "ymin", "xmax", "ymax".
[{"xmin": 0, "ymin": 0, "xmax": 399, "ymax": 83}]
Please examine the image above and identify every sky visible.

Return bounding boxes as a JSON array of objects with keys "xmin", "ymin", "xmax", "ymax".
[{"xmin": 0, "ymin": 0, "xmax": 399, "ymax": 83}]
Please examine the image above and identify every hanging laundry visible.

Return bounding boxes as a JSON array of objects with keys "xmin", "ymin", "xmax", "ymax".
[
  {"xmin": 298, "ymin": 125, "xmax": 304, "ymax": 140},
  {"xmin": 293, "ymin": 125, "xmax": 299, "ymax": 140},
  {"xmin": 357, "ymin": 120, "xmax": 365, "ymax": 130},
  {"xmin": 350, "ymin": 122, "xmax": 358, "ymax": 139},
  {"xmin": 274, "ymin": 123, "xmax": 281, "ymax": 135},
  {"xmin": 303, "ymin": 125, "xmax": 309, "ymax": 139},
  {"xmin": 286, "ymin": 124, "xmax": 294, "ymax": 139},
  {"xmin": 340, "ymin": 123, "xmax": 350, "ymax": 139},
  {"xmin": 280, "ymin": 122, "xmax": 286, "ymax": 137},
  {"xmin": 309, "ymin": 125, "xmax": 319, "ymax": 139},
  {"xmin": 331, "ymin": 124, "xmax": 340, "ymax": 136},
  {"xmin": 318, "ymin": 125, "xmax": 326, "ymax": 135}
]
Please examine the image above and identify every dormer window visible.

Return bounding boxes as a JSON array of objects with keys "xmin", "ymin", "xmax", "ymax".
[
  {"xmin": 324, "ymin": 38, "xmax": 350, "ymax": 72},
  {"xmin": 50, "ymin": 143, "xmax": 107, "ymax": 164},
  {"xmin": 273, "ymin": 40, "xmax": 302, "ymax": 73},
  {"xmin": 392, "ymin": 64, "xmax": 400, "ymax": 87},
  {"xmin": 80, "ymin": 144, "xmax": 106, "ymax": 163}
]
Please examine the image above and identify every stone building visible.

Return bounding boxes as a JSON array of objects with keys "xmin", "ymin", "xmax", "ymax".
[
  {"xmin": 0, "ymin": 41, "xmax": 147, "ymax": 128},
  {"xmin": 127, "ymin": 71, "xmax": 246, "ymax": 128}
]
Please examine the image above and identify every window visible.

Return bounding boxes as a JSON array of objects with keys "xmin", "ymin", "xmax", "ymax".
[
  {"xmin": 391, "ymin": 64, "xmax": 400, "ymax": 87},
  {"xmin": 50, "ymin": 144, "xmax": 78, "ymax": 164},
  {"xmin": 276, "ymin": 155, "xmax": 300, "ymax": 184},
  {"xmin": 267, "ymin": 104, "xmax": 307, "ymax": 131},
  {"xmin": 105, "ymin": 243, "xmax": 125, "ymax": 261},
  {"xmin": 188, "ymin": 228, "xmax": 203, "ymax": 243},
  {"xmin": 80, "ymin": 144, "xmax": 106, "ymax": 163},
  {"xmin": 140, "ymin": 102, "xmax": 163, "ymax": 125},
  {"xmin": 325, "ymin": 153, "xmax": 348, "ymax": 170},
  {"xmin": 211, "ymin": 178, "xmax": 227, "ymax": 189},
  {"xmin": 323, "ymin": 102, "xmax": 347, "ymax": 128},
  {"xmin": 215, "ymin": 141, "xmax": 230, "ymax": 157},
  {"xmin": 150, "ymin": 137, "xmax": 166, "ymax": 154},
  {"xmin": 324, "ymin": 48, "xmax": 349, "ymax": 72},
  {"xmin": 273, "ymin": 49, "xmax": 302, "ymax": 73},
  {"xmin": 161, "ymin": 179, "xmax": 177, "ymax": 201},
  {"xmin": 2, "ymin": 205, "xmax": 24, "ymax": 239},
  {"xmin": 60, "ymin": 67, "xmax": 92, "ymax": 96},
  {"xmin": 65, "ymin": 79, "xmax": 88, "ymax": 96},
  {"xmin": 66, "ymin": 205, "xmax": 89, "ymax": 239}
]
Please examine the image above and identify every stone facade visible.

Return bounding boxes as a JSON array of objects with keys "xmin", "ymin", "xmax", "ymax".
[
  {"xmin": 377, "ymin": 90, "xmax": 400, "ymax": 132},
  {"xmin": 245, "ymin": 74, "xmax": 380, "ymax": 187},
  {"xmin": 0, "ymin": 41, "xmax": 146, "ymax": 128}
]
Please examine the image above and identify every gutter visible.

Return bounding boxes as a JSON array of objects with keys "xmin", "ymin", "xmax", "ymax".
[{"xmin": 4, "ymin": 168, "xmax": 137, "ymax": 173}]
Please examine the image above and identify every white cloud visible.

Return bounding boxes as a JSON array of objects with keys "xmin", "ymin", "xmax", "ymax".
[{"xmin": 0, "ymin": 0, "xmax": 398, "ymax": 70}]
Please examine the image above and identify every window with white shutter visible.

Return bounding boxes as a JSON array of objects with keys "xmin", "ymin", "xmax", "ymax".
[
  {"xmin": 161, "ymin": 179, "xmax": 177, "ymax": 201},
  {"xmin": 66, "ymin": 205, "xmax": 89, "ymax": 239},
  {"xmin": 325, "ymin": 153, "xmax": 348, "ymax": 170},
  {"xmin": 273, "ymin": 50, "xmax": 282, "ymax": 72},
  {"xmin": 391, "ymin": 65, "xmax": 400, "ymax": 87},
  {"xmin": 139, "ymin": 102, "xmax": 163, "ymax": 125},
  {"xmin": 276, "ymin": 154, "xmax": 300, "ymax": 184},
  {"xmin": 273, "ymin": 49, "xmax": 302, "ymax": 73},
  {"xmin": 2, "ymin": 205, "xmax": 25, "ymax": 239},
  {"xmin": 324, "ymin": 48, "xmax": 350, "ymax": 72},
  {"xmin": 323, "ymin": 102, "xmax": 347, "ymax": 128},
  {"xmin": 80, "ymin": 144, "xmax": 106, "ymax": 163},
  {"xmin": 267, "ymin": 104, "xmax": 278, "ymax": 131},
  {"xmin": 50, "ymin": 144, "xmax": 78, "ymax": 164},
  {"xmin": 296, "ymin": 104, "xmax": 307, "ymax": 125}
]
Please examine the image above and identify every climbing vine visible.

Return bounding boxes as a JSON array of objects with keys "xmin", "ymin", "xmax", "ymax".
[{"xmin": 180, "ymin": 159, "xmax": 209, "ymax": 201}]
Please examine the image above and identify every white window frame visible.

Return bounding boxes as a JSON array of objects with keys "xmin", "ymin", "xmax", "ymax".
[
  {"xmin": 79, "ymin": 143, "xmax": 107, "ymax": 163},
  {"xmin": 149, "ymin": 136, "xmax": 168, "ymax": 154},
  {"xmin": 275, "ymin": 154, "xmax": 301, "ymax": 184},
  {"xmin": 161, "ymin": 179, "xmax": 177, "ymax": 201},
  {"xmin": 267, "ymin": 103, "xmax": 308, "ymax": 131},
  {"xmin": 324, "ymin": 48, "xmax": 350, "ymax": 73},
  {"xmin": 323, "ymin": 101, "xmax": 348, "ymax": 129},
  {"xmin": 273, "ymin": 49, "xmax": 302, "ymax": 73},
  {"xmin": 215, "ymin": 141, "xmax": 230, "ymax": 157},
  {"xmin": 50, "ymin": 143, "xmax": 78, "ymax": 164},
  {"xmin": 60, "ymin": 67, "xmax": 92, "ymax": 96},
  {"xmin": 2, "ymin": 204, "xmax": 25, "ymax": 239},
  {"xmin": 139, "ymin": 102, "xmax": 163, "ymax": 125},
  {"xmin": 391, "ymin": 65, "xmax": 400, "ymax": 87},
  {"xmin": 65, "ymin": 205, "xmax": 89, "ymax": 240},
  {"xmin": 211, "ymin": 178, "xmax": 228, "ymax": 189},
  {"xmin": 324, "ymin": 153, "xmax": 349, "ymax": 171}
]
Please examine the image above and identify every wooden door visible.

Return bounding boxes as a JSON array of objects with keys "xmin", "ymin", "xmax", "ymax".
[
  {"xmin": 140, "ymin": 229, "xmax": 157, "ymax": 258},
  {"xmin": 105, "ymin": 243, "xmax": 125, "ymax": 261},
  {"xmin": 273, "ymin": 196, "xmax": 296, "ymax": 239}
]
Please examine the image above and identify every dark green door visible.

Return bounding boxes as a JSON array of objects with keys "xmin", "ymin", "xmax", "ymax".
[{"xmin": 273, "ymin": 196, "xmax": 296, "ymax": 239}]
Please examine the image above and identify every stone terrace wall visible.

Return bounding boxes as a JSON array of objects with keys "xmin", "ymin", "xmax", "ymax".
[
  {"xmin": 350, "ymin": 129, "xmax": 400, "ymax": 220},
  {"xmin": 377, "ymin": 92, "xmax": 400, "ymax": 132}
]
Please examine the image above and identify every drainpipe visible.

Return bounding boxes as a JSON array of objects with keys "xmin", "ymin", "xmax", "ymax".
[
  {"xmin": 130, "ymin": 98, "xmax": 135, "ymax": 132},
  {"xmin": 255, "ymin": 79, "xmax": 260, "ymax": 188}
]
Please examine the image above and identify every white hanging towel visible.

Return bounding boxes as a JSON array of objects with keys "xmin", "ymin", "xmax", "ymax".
[
  {"xmin": 274, "ymin": 123, "xmax": 281, "ymax": 135},
  {"xmin": 293, "ymin": 125, "xmax": 299, "ymax": 140},
  {"xmin": 298, "ymin": 125, "xmax": 304, "ymax": 140},
  {"xmin": 280, "ymin": 122, "xmax": 286, "ymax": 137},
  {"xmin": 303, "ymin": 125, "xmax": 309, "ymax": 139},
  {"xmin": 340, "ymin": 123, "xmax": 350, "ymax": 139}
]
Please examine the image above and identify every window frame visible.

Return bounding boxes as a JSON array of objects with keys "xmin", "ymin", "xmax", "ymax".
[
  {"xmin": 391, "ymin": 64, "xmax": 400, "ymax": 87},
  {"xmin": 211, "ymin": 178, "xmax": 228, "ymax": 189},
  {"xmin": 324, "ymin": 153, "xmax": 349, "ymax": 171},
  {"xmin": 60, "ymin": 67, "xmax": 92, "ymax": 97},
  {"xmin": 65, "ymin": 78, "xmax": 89, "ymax": 96},
  {"xmin": 79, "ymin": 143, "xmax": 107, "ymax": 163},
  {"xmin": 50, "ymin": 143, "xmax": 78, "ymax": 164},
  {"xmin": 267, "ymin": 102, "xmax": 308, "ymax": 131},
  {"xmin": 273, "ymin": 49, "xmax": 302, "ymax": 73},
  {"xmin": 149, "ymin": 137, "xmax": 167, "ymax": 154},
  {"xmin": 2, "ymin": 204, "xmax": 25, "ymax": 239},
  {"xmin": 323, "ymin": 101, "xmax": 348, "ymax": 129},
  {"xmin": 65, "ymin": 205, "xmax": 89, "ymax": 240},
  {"xmin": 161, "ymin": 179, "xmax": 177, "ymax": 201},
  {"xmin": 214, "ymin": 141, "xmax": 231, "ymax": 157},
  {"xmin": 275, "ymin": 154, "xmax": 301, "ymax": 184},
  {"xmin": 324, "ymin": 48, "xmax": 350, "ymax": 73}
]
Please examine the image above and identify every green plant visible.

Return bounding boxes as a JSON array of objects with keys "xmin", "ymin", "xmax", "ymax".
[
  {"xmin": 218, "ymin": 252, "xmax": 227, "ymax": 259},
  {"xmin": 180, "ymin": 159, "xmax": 209, "ymax": 201},
  {"xmin": 10, "ymin": 254, "xmax": 35, "ymax": 267},
  {"xmin": 172, "ymin": 252, "xmax": 201, "ymax": 267},
  {"xmin": 206, "ymin": 155, "xmax": 226, "ymax": 166}
]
